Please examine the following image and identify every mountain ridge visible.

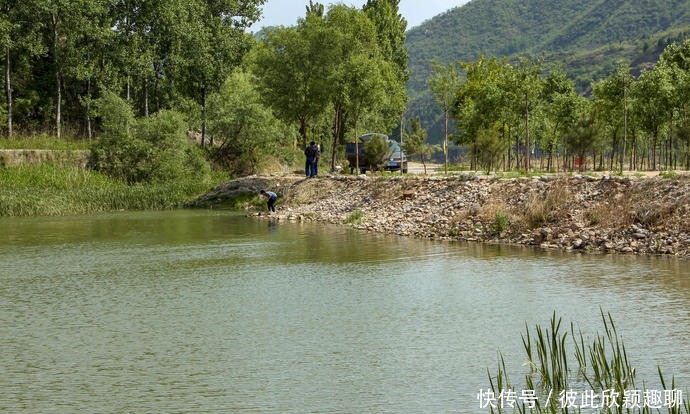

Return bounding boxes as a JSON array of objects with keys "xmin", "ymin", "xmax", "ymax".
[{"xmin": 405, "ymin": 0, "xmax": 690, "ymax": 142}]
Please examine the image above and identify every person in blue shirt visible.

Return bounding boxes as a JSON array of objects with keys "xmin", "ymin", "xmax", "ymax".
[
  {"xmin": 304, "ymin": 141, "xmax": 320, "ymax": 178},
  {"xmin": 259, "ymin": 190, "xmax": 278, "ymax": 212}
]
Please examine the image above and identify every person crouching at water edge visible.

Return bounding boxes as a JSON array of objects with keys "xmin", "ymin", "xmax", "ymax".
[{"xmin": 259, "ymin": 190, "xmax": 278, "ymax": 212}]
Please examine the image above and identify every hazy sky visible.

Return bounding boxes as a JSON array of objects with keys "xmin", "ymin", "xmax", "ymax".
[{"xmin": 254, "ymin": 0, "xmax": 471, "ymax": 31}]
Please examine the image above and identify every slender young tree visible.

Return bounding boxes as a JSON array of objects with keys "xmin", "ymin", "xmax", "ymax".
[
  {"xmin": 403, "ymin": 116, "xmax": 438, "ymax": 174},
  {"xmin": 175, "ymin": 0, "xmax": 264, "ymax": 147},
  {"xmin": 362, "ymin": 0, "xmax": 408, "ymax": 85},
  {"xmin": 592, "ymin": 63, "xmax": 635, "ymax": 170},
  {"xmin": 509, "ymin": 57, "xmax": 544, "ymax": 171},
  {"xmin": 631, "ymin": 64, "xmax": 673, "ymax": 171},
  {"xmin": 251, "ymin": 20, "xmax": 331, "ymax": 150},
  {"xmin": 428, "ymin": 60, "xmax": 460, "ymax": 174}
]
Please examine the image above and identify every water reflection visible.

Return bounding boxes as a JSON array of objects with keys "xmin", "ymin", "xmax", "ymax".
[{"xmin": 0, "ymin": 211, "xmax": 687, "ymax": 413}]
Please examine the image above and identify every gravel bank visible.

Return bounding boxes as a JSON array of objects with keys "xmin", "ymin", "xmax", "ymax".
[{"xmin": 192, "ymin": 173, "xmax": 690, "ymax": 258}]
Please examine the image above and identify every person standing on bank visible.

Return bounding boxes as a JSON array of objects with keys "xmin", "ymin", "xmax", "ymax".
[
  {"xmin": 259, "ymin": 190, "xmax": 278, "ymax": 212},
  {"xmin": 304, "ymin": 141, "xmax": 319, "ymax": 178}
]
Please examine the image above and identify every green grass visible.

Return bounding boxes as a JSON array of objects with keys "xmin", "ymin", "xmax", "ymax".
[
  {"xmin": 0, "ymin": 134, "xmax": 92, "ymax": 150},
  {"xmin": 659, "ymin": 170, "xmax": 679, "ymax": 179},
  {"xmin": 493, "ymin": 211, "xmax": 509, "ymax": 233},
  {"xmin": 344, "ymin": 208, "xmax": 365, "ymax": 224},
  {"xmin": 0, "ymin": 164, "xmax": 228, "ymax": 216}
]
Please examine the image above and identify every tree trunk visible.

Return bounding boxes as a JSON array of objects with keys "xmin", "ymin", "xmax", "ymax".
[
  {"xmin": 330, "ymin": 106, "xmax": 342, "ymax": 172},
  {"xmin": 622, "ymin": 85, "xmax": 627, "ymax": 171},
  {"xmin": 524, "ymin": 98, "xmax": 530, "ymax": 171},
  {"xmin": 201, "ymin": 87, "xmax": 208, "ymax": 147},
  {"xmin": 86, "ymin": 76, "xmax": 92, "ymax": 140},
  {"xmin": 652, "ymin": 131, "xmax": 658, "ymax": 170},
  {"xmin": 5, "ymin": 47, "xmax": 12, "ymax": 137},
  {"xmin": 443, "ymin": 109, "xmax": 448, "ymax": 174},
  {"xmin": 53, "ymin": 13, "xmax": 61, "ymax": 139},
  {"xmin": 515, "ymin": 128, "xmax": 520, "ymax": 170},
  {"xmin": 400, "ymin": 114, "xmax": 404, "ymax": 175},
  {"xmin": 354, "ymin": 119, "xmax": 360, "ymax": 172},
  {"xmin": 298, "ymin": 118, "xmax": 308, "ymax": 150},
  {"xmin": 144, "ymin": 79, "xmax": 149, "ymax": 117}
]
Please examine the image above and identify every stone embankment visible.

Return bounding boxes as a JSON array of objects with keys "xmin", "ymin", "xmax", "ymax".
[{"xmin": 192, "ymin": 173, "xmax": 690, "ymax": 258}]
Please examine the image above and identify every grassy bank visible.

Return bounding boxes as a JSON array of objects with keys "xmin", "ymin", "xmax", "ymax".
[
  {"xmin": 0, "ymin": 134, "xmax": 91, "ymax": 150},
  {"xmin": 0, "ymin": 164, "xmax": 228, "ymax": 216}
]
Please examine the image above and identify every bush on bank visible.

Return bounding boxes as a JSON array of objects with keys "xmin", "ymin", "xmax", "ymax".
[{"xmin": 90, "ymin": 93, "xmax": 210, "ymax": 184}]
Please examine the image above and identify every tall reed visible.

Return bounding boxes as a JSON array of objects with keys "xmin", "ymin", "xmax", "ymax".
[
  {"xmin": 486, "ymin": 311, "xmax": 688, "ymax": 414},
  {"xmin": 0, "ymin": 165, "xmax": 225, "ymax": 216}
]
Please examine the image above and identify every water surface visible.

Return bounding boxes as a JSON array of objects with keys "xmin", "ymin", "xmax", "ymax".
[{"xmin": 1, "ymin": 210, "xmax": 688, "ymax": 413}]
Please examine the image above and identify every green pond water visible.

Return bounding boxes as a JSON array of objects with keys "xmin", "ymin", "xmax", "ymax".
[{"xmin": 0, "ymin": 210, "xmax": 688, "ymax": 413}]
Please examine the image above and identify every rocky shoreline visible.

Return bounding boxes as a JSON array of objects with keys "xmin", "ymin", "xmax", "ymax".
[{"xmin": 192, "ymin": 173, "xmax": 690, "ymax": 258}]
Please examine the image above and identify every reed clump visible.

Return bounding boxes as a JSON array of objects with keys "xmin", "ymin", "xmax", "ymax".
[
  {"xmin": 519, "ymin": 179, "xmax": 572, "ymax": 229},
  {"xmin": 0, "ymin": 164, "xmax": 226, "ymax": 216},
  {"xmin": 486, "ymin": 311, "xmax": 688, "ymax": 414}
]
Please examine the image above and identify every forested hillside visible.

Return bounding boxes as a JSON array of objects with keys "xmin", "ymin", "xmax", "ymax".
[{"xmin": 407, "ymin": 0, "xmax": 690, "ymax": 142}]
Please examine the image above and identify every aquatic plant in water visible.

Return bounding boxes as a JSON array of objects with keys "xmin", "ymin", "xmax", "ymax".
[{"xmin": 482, "ymin": 310, "xmax": 688, "ymax": 413}]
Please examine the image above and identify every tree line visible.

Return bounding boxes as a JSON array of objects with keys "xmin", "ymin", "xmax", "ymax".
[
  {"xmin": 5, "ymin": 0, "xmax": 688, "ymax": 176},
  {"xmin": 0, "ymin": 0, "xmax": 408, "ymax": 176},
  {"xmin": 0, "ymin": 0, "xmax": 264, "ymax": 143},
  {"xmin": 429, "ymin": 41, "xmax": 690, "ymax": 172}
]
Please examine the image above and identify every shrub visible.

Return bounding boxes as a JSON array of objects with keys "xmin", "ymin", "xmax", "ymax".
[
  {"xmin": 522, "ymin": 179, "xmax": 570, "ymax": 228},
  {"xmin": 344, "ymin": 209, "xmax": 365, "ymax": 224},
  {"xmin": 207, "ymin": 70, "xmax": 287, "ymax": 176},
  {"xmin": 94, "ymin": 90, "xmax": 135, "ymax": 138},
  {"xmin": 363, "ymin": 135, "xmax": 392, "ymax": 172},
  {"xmin": 493, "ymin": 211, "xmax": 509, "ymax": 233},
  {"xmin": 91, "ymin": 110, "xmax": 209, "ymax": 184}
]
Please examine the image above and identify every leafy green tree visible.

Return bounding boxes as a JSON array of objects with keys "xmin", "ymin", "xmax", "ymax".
[
  {"xmin": 630, "ymin": 65, "xmax": 673, "ymax": 170},
  {"xmin": 428, "ymin": 60, "xmax": 460, "ymax": 174},
  {"xmin": 325, "ymin": 4, "xmax": 377, "ymax": 172},
  {"xmin": 362, "ymin": 0, "xmax": 408, "ymax": 85},
  {"xmin": 506, "ymin": 57, "xmax": 544, "ymax": 171},
  {"xmin": 658, "ymin": 40, "xmax": 690, "ymax": 170},
  {"xmin": 174, "ymin": 0, "xmax": 264, "ymax": 147},
  {"xmin": 325, "ymin": 4, "xmax": 405, "ymax": 171},
  {"xmin": 541, "ymin": 67, "xmax": 583, "ymax": 171},
  {"xmin": 39, "ymin": 0, "xmax": 112, "ymax": 138},
  {"xmin": 564, "ymin": 105, "xmax": 599, "ymax": 172},
  {"xmin": 338, "ymin": 54, "xmax": 399, "ymax": 172},
  {"xmin": 251, "ymin": 18, "xmax": 331, "ymax": 149},
  {"xmin": 404, "ymin": 116, "xmax": 438, "ymax": 174},
  {"xmin": 453, "ymin": 56, "xmax": 510, "ymax": 170},
  {"xmin": 592, "ymin": 63, "xmax": 635, "ymax": 170},
  {"xmin": 111, "ymin": 0, "xmax": 160, "ymax": 116},
  {"xmin": 475, "ymin": 123, "xmax": 506, "ymax": 173},
  {"xmin": 1, "ymin": 0, "xmax": 46, "ymax": 137},
  {"xmin": 207, "ymin": 69, "xmax": 285, "ymax": 175}
]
